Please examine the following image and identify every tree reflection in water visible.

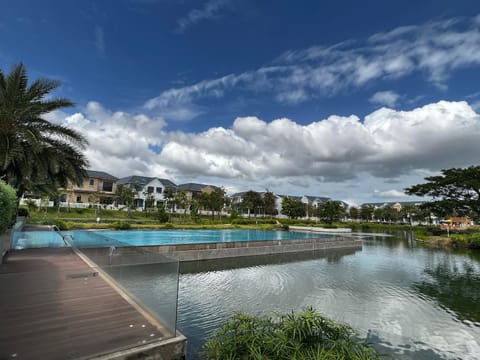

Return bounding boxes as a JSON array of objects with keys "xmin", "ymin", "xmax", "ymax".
[{"xmin": 413, "ymin": 254, "xmax": 480, "ymax": 324}]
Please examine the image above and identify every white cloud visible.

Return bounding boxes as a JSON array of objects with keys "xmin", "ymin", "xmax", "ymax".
[
  {"xmin": 51, "ymin": 100, "xmax": 480, "ymax": 203},
  {"xmin": 370, "ymin": 91, "xmax": 400, "ymax": 107},
  {"xmin": 147, "ymin": 15, "xmax": 480, "ymax": 121},
  {"xmin": 374, "ymin": 189, "xmax": 408, "ymax": 199},
  {"xmin": 177, "ymin": 0, "xmax": 233, "ymax": 32}
]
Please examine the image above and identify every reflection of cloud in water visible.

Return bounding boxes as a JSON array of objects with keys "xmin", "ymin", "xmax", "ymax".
[{"xmin": 177, "ymin": 234, "xmax": 480, "ymax": 359}]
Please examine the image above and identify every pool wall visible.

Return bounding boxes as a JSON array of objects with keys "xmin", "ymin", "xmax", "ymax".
[{"xmin": 133, "ymin": 236, "xmax": 362, "ymax": 261}]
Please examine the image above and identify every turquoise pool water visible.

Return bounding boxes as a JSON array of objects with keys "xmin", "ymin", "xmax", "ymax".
[
  {"xmin": 70, "ymin": 229, "xmax": 330, "ymax": 247},
  {"xmin": 13, "ymin": 231, "xmax": 66, "ymax": 249}
]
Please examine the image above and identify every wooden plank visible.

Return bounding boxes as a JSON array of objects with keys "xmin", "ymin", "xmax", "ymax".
[{"xmin": 0, "ymin": 247, "xmax": 167, "ymax": 360}]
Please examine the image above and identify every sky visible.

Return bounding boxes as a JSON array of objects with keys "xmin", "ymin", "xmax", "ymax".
[{"xmin": 2, "ymin": 0, "xmax": 480, "ymax": 205}]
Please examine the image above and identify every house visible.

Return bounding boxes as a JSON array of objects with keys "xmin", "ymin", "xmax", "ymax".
[
  {"xmin": 176, "ymin": 183, "xmax": 220, "ymax": 202},
  {"xmin": 62, "ymin": 170, "xmax": 118, "ymax": 205},
  {"xmin": 117, "ymin": 176, "xmax": 176, "ymax": 210}
]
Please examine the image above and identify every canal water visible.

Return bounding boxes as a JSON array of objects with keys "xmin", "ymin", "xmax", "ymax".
[{"xmin": 177, "ymin": 232, "xmax": 480, "ymax": 359}]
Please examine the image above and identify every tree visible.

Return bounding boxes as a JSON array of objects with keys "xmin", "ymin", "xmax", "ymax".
[
  {"xmin": 163, "ymin": 187, "xmax": 176, "ymax": 212},
  {"xmin": 263, "ymin": 191, "xmax": 277, "ymax": 217},
  {"xmin": 241, "ymin": 190, "xmax": 264, "ymax": 217},
  {"xmin": 0, "ymin": 63, "xmax": 88, "ymax": 197},
  {"xmin": 200, "ymin": 187, "xmax": 226, "ymax": 219},
  {"xmin": 117, "ymin": 183, "xmax": 140, "ymax": 217},
  {"xmin": 0, "ymin": 180, "xmax": 17, "ymax": 235},
  {"xmin": 318, "ymin": 200, "xmax": 345, "ymax": 224},
  {"xmin": 175, "ymin": 190, "xmax": 188, "ymax": 218},
  {"xmin": 281, "ymin": 197, "xmax": 306, "ymax": 219},
  {"xmin": 405, "ymin": 166, "xmax": 480, "ymax": 221},
  {"xmin": 349, "ymin": 206, "xmax": 359, "ymax": 220},
  {"xmin": 360, "ymin": 205, "xmax": 374, "ymax": 222}
]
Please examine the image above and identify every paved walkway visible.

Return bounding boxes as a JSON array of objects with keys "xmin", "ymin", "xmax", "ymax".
[{"xmin": 0, "ymin": 247, "xmax": 166, "ymax": 360}]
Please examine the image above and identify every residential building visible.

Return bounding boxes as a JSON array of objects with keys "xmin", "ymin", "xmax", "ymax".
[
  {"xmin": 177, "ymin": 183, "xmax": 220, "ymax": 202},
  {"xmin": 62, "ymin": 170, "xmax": 118, "ymax": 205},
  {"xmin": 117, "ymin": 176, "xmax": 176, "ymax": 210}
]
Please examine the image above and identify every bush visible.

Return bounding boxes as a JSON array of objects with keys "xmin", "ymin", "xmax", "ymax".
[
  {"xmin": 54, "ymin": 219, "xmax": 69, "ymax": 231},
  {"xmin": 0, "ymin": 180, "xmax": 17, "ymax": 235},
  {"xmin": 112, "ymin": 221, "xmax": 131, "ymax": 230},
  {"xmin": 203, "ymin": 308, "xmax": 379, "ymax": 360},
  {"xmin": 231, "ymin": 218, "xmax": 277, "ymax": 225},
  {"xmin": 17, "ymin": 207, "xmax": 29, "ymax": 217},
  {"xmin": 163, "ymin": 223, "xmax": 175, "ymax": 229}
]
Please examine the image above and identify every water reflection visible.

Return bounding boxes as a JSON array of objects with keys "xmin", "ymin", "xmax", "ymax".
[
  {"xmin": 413, "ymin": 255, "xmax": 480, "ymax": 324},
  {"xmin": 175, "ymin": 232, "xmax": 480, "ymax": 359}
]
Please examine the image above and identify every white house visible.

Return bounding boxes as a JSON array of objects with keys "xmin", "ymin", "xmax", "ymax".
[{"xmin": 117, "ymin": 175, "xmax": 176, "ymax": 210}]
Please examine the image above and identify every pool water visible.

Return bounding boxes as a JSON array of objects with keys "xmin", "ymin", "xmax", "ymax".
[
  {"xmin": 13, "ymin": 231, "xmax": 65, "ymax": 249},
  {"xmin": 70, "ymin": 229, "xmax": 331, "ymax": 247}
]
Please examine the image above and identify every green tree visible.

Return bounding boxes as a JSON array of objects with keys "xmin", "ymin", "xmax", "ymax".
[
  {"xmin": 175, "ymin": 190, "xmax": 188, "ymax": 218},
  {"xmin": 281, "ymin": 197, "xmax": 306, "ymax": 219},
  {"xmin": 349, "ymin": 206, "xmax": 359, "ymax": 220},
  {"xmin": 163, "ymin": 187, "xmax": 176, "ymax": 212},
  {"xmin": 241, "ymin": 190, "xmax": 264, "ymax": 217},
  {"xmin": 0, "ymin": 64, "xmax": 88, "ymax": 197},
  {"xmin": 0, "ymin": 180, "xmax": 17, "ymax": 234},
  {"xmin": 201, "ymin": 187, "xmax": 226, "ymax": 219},
  {"xmin": 360, "ymin": 205, "xmax": 374, "ymax": 222},
  {"xmin": 405, "ymin": 166, "xmax": 480, "ymax": 221},
  {"xmin": 117, "ymin": 183, "xmax": 141, "ymax": 217},
  {"xmin": 318, "ymin": 200, "xmax": 345, "ymax": 224},
  {"xmin": 263, "ymin": 191, "xmax": 277, "ymax": 217}
]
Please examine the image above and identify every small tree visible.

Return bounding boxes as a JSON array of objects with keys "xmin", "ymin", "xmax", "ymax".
[
  {"xmin": 281, "ymin": 197, "xmax": 306, "ymax": 219},
  {"xmin": 263, "ymin": 191, "xmax": 277, "ymax": 217},
  {"xmin": 349, "ymin": 206, "xmax": 359, "ymax": 220},
  {"xmin": 318, "ymin": 200, "xmax": 345, "ymax": 224},
  {"xmin": 360, "ymin": 205, "xmax": 374, "ymax": 222},
  {"xmin": 0, "ymin": 180, "xmax": 17, "ymax": 235}
]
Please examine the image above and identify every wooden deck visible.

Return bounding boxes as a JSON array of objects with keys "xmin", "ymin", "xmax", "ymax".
[{"xmin": 0, "ymin": 247, "xmax": 173, "ymax": 360}]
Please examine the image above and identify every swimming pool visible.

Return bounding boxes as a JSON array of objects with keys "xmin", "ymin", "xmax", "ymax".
[
  {"xmin": 13, "ymin": 231, "xmax": 66, "ymax": 249},
  {"xmin": 70, "ymin": 229, "xmax": 332, "ymax": 248}
]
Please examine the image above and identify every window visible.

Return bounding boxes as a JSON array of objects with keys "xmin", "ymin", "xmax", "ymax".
[
  {"xmin": 89, "ymin": 179, "xmax": 95, "ymax": 186},
  {"xmin": 76, "ymin": 196, "xmax": 82, "ymax": 203},
  {"xmin": 147, "ymin": 186, "xmax": 154, "ymax": 193},
  {"xmin": 156, "ymin": 187, "xmax": 162, "ymax": 194},
  {"xmin": 102, "ymin": 181, "xmax": 113, "ymax": 192}
]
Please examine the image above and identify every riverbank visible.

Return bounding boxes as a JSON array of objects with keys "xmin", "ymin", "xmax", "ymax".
[{"xmin": 415, "ymin": 231, "xmax": 480, "ymax": 250}]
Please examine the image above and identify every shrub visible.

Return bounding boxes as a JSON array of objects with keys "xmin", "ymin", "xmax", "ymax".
[
  {"xmin": 163, "ymin": 223, "xmax": 175, "ymax": 229},
  {"xmin": 203, "ymin": 308, "xmax": 379, "ymax": 360},
  {"xmin": 112, "ymin": 221, "xmax": 131, "ymax": 230},
  {"xmin": 54, "ymin": 219, "xmax": 69, "ymax": 231},
  {"xmin": 0, "ymin": 180, "xmax": 17, "ymax": 235},
  {"xmin": 17, "ymin": 207, "xmax": 29, "ymax": 217}
]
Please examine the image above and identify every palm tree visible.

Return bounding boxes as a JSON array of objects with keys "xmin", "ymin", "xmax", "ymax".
[{"xmin": 0, "ymin": 63, "xmax": 88, "ymax": 197}]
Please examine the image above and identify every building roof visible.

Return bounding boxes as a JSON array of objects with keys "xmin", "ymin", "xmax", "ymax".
[
  {"xmin": 361, "ymin": 201, "xmax": 425, "ymax": 208},
  {"xmin": 86, "ymin": 170, "xmax": 118, "ymax": 180},
  {"xmin": 177, "ymin": 183, "xmax": 219, "ymax": 191},
  {"xmin": 117, "ymin": 176, "xmax": 176, "ymax": 187}
]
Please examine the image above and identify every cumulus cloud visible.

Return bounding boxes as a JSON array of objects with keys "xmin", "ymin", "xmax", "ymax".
[
  {"xmin": 45, "ymin": 102, "xmax": 168, "ymax": 178},
  {"xmin": 147, "ymin": 15, "xmax": 480, "ymax": 121},
  {"xmin": 177, "ymin": 0, "xmax": 233, "ymax": 32},
  {"xmin": 157, "ymin": 100, "xmax": 480, "ymax": 185},
  {"xmin": 374, "ymin": 189, "xmax": 408, "ymax": 199},
  {"xmin": 370, "ymin": 91, "xmax": 400, "ymax": 107},
  {"xmin": 50, "ymin": 100, "xmax": 480, "ymax": 202}
]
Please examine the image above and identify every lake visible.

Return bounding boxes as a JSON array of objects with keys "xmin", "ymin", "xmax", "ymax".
[{"xmin": 177, "ymin": 231, "xmax": 480, "ymax": 359}]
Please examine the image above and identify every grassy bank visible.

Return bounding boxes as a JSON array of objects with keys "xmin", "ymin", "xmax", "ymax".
[{"xmin": 415, "ymin": 227, "xmax": 480, "ymax": 249}]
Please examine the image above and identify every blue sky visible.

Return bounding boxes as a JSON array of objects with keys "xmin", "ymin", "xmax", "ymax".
[{"xmin": 2, "ymin": 0, "xmax": 480, "ymax": 205}]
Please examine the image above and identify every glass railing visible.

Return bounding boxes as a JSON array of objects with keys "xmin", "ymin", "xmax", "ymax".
[
  {"xmin": 64, "ymin": 232, "xmax": 180, "ymax": 339},
  {"xmin": 1, "ymin": 229, "xmax": 182, "ymax": 359}
]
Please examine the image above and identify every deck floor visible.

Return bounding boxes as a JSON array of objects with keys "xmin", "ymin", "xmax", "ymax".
[{"xmin": 0, "ymin": 247, "xmax": 166, "ymax": 360}]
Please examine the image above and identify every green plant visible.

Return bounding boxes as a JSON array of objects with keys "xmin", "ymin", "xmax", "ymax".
[
  {"xmin": 202, "ymin": 308, "xmax": 379, "ymax": 360},
  {"xmin": 112, "ymin": 221, "xmax": 131, "ymax": 230},
  {"xmin": 17, "ymin": 207, "xmax": 29, "ymax": 217},
  {"xmin": 0, "ymin": 180, "xmax": 17, "ymax": 235},
  {"xmin": 54, "ymin": 219, "xmax": 69, "ymax": 230}
]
